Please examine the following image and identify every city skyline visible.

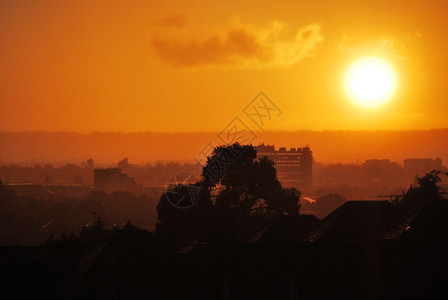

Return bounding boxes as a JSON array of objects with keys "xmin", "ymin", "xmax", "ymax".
[{"xmin": 1, "ymin": 130, "xmax": 447, "ymax": 165}]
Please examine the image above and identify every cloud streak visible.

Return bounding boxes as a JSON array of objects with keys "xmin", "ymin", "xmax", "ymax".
[
  {"xmin": 151, "ymin": 21, "xmax": 324, "ymax": 69},
  {"xmin": 338, "ymin": 33, "xmax": 421, "ymax": 61},
  {"xmin": 155, "ymin": 13, "xmax": 188, "ymax": 28}
]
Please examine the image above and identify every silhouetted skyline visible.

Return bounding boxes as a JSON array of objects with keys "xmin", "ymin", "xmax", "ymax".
[{"xmin": 1, "ymin": 130, "xmax": 448, "ymax": 165}]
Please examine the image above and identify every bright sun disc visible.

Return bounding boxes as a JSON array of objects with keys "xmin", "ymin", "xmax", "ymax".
[{"xmin": 344, "ymin": 56, "xmax": 397, "ymax": 108}]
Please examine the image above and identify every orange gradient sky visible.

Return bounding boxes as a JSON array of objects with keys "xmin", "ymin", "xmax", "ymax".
[{"xmin": 1, "ymin": 0, "xmax": 447, "ymax": 133}]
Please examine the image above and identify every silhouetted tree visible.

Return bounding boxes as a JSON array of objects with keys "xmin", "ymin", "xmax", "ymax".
[
  {"xmin": 156, "ymin": 143, "xmax": 301, "ymax": 247},
  {"xmin": 203, "ymin": 143, "xmax": 301, "ymax": 217},
  {"xmin": 400, "ymin": 170, "xmax": 448, "ymax": 237},
  {"xmin": 399, "ymin": 170, "xmax": 446, "ymax": 211},
  {"xmin": 156, "ymin": 182, "xmax": 212, "ymax": 250}
]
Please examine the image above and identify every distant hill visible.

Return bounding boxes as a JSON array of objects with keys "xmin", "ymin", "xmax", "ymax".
[{"xmin": 0, "ymin": 130, "xmax": 447, "ymax": 165}]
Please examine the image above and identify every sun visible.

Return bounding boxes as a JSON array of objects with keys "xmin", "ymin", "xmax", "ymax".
[{"xmin": 344, "ymin": 56, "xmax": 397, "ymax": 108}]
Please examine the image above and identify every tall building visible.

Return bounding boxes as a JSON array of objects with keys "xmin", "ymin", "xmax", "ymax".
[
  {"xmin": 254, "ymin": 144, "xmax": 313, "ymax": 191},
  {"xmin": 93, "ymin": 168, "xmax": 137, "ymax": 194}
]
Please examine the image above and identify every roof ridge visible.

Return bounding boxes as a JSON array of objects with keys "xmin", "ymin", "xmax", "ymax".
[{"xmin": 377, "ymin": 203, "xmax": 427, "ymax": 239}]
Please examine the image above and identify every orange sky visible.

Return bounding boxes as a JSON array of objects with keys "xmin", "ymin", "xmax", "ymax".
[{"xmin": 1, "ymin": 0, "xmax": 448, "ymax": 133}]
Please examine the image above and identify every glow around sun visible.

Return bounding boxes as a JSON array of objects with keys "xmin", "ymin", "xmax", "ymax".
[{"xmin": 344, "ymin": 56, "xmax": 398, "ymax": 108}]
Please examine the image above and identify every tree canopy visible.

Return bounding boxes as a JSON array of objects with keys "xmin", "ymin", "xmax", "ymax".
[
  {"xmin": 399, "ymin": 170, "xmax": 447, "ymax": 211},
  {"xmin": 156, "ymin": 143, "xmax": 301, "ymax": 247},
  {"xmin": 202, "ymin": 143, "xmax": 301, "ymax": 217},
  {"xmin": 397, "ymin": 170, "xmax": 448, "ymax": 238}
]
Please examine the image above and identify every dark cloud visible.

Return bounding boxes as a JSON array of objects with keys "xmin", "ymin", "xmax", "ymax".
[{"xmin": 151, "ymin": 22, "xmax": 324, "ymax": 69}]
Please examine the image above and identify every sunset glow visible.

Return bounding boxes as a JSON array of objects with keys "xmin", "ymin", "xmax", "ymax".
[
  {"xmin": 0, "ymin": 1, "xmax": 447, "ymax": 132},
  {"xmin": 1, "ymin": 2, "xmax": 448, "ymax": 297},
  {"xmin": 344, "ymin": 57, "xmax": 397, "ymax": 108}
]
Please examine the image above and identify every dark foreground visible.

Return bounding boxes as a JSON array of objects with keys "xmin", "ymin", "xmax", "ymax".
[{"xmin": 1, "ymin": 237, "xmax": 447, "ymax": 299}]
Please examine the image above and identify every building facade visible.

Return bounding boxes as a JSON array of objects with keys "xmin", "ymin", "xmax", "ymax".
[
  {"xmin": 93, "ymin": 168, "xmax": 137, "ymax": 194},
  {"xmin": 254, "ymin": 144, "xmax": 313, "ymax": 191}
]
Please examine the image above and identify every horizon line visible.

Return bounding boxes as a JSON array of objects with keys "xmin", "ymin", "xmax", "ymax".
[{"xmin": 1, "ymin": 128, "xmax": 448, "ymax": 135}]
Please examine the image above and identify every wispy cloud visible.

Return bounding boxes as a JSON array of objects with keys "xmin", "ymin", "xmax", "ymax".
[
  {"xmin": 338, "ymin": 33, "xmax": 421, "ymax": 61},
  {"xmin": 155, "ymin": 13, "xmax": 188, "ymax": 28},
  {"xmin": 151, "ymin": 21, "xmax": 324, "ymax": 69}
]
